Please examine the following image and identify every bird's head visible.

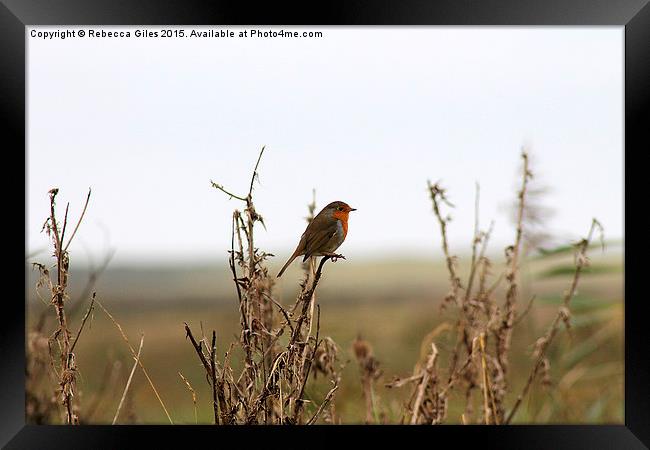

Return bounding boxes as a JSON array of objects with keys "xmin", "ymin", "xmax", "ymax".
[{"xmin": 325, "ymin": 201, "xmax": 357, "ymax": 222}]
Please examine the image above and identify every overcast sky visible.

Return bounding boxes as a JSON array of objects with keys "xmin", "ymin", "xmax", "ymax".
[{"xmin": 27, "ymin": 26, "xmax": 623, "ymax": 266}]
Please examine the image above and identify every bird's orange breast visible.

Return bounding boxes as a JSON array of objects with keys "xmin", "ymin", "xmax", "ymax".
[{"xmin": 332, "ymin": 210, "xmax": 349, "ymax": 238}]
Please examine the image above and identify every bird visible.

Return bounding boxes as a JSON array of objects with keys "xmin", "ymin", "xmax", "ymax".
[{"xmin": 277, "ymin": 200, "xmax": 356, "ymax": 278}]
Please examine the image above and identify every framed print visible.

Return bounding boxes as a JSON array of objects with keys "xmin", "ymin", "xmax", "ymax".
[{"xmin": 2, "ymin": 0, "xmax": 647, "ymax": 448}]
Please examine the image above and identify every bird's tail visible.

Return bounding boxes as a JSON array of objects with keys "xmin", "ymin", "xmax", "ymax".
[{"xmin": 277, "ymin": 253, "xmax": 298, "ymax": 278}]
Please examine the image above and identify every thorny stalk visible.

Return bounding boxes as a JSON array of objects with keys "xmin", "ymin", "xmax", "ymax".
[
  {"xmin": 427, "ymin": 180, "xmax": 472, "ymax": 392},
  {"xmin": 410, "ymin": 343, "xmax": 439, "ymax": 424},
  {"xmin": 35, "ymin": 188, "xmax": 91, "ymax": 424},
  {"xmin": 184, "ymin": 148, "xmax": 343, "ymax": 424},
  {"xmin": 389, "ymin": 150, "xmax": 597, "ymax": 426},
  {"xmin": 493, "ymin": 150, "xmax": 532, "ymax": 422},
  {"xmin": 427, "ymin": 181, "xmax": 463, "ymax": 307},
  {"xmin": 505, "ymin": 219, "xmax": 603, "ymax": 424}
]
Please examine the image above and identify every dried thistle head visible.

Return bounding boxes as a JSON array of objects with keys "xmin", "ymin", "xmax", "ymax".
[
  {"xmin": 313, "ymin": 337, "xmax": 340, "ymax": 379},
  {"xmin": 59, "ymin": 364, "xmax": 78, "ymax": 400},
  {"xmin": 352, "ymin": 335, "xmax": 371, "ymax": 361},
  {"xmin": 352, "ymin": 335, "xmax": 382, "ymax": 381}
]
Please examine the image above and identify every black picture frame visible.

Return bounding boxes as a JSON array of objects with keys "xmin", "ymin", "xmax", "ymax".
[{"xmin": 3, "ymin": 0, "xmax": 647, "ymax": 448}]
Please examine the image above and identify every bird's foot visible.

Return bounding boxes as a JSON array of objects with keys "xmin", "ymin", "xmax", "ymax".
[{"xmin": 326, "ymin": 253, "xmax": 346, "ymax": 262}]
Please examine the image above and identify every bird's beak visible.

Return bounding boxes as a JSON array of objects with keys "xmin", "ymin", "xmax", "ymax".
[{"xmin": 350, "ymin": 207, "xmax": 357, "ymax": 212}]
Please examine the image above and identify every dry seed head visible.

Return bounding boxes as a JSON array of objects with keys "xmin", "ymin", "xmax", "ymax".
[
  {"xmin": 352, "ymin": 336, "xmax": 372, "ymax": 362},
  {"xmin": 313, "ymin": 337, "xmax": 339, "ymax": 379},
  {"xmin": 60, "ymin": 368, "xmax": 77, "ymax": 397}
]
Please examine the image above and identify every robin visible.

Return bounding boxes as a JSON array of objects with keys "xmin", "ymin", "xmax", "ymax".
[{"xmin": 277, "ymin": 201, "xmax": 357, "ymax": 278}]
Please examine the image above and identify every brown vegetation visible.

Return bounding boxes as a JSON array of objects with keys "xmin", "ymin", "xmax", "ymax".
[{"xmin": 26, "ymin": 148, "xmax": 612, "ymax": 425}]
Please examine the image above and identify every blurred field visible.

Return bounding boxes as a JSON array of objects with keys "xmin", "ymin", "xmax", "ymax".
[{"xmin": 26, "ymin": 243, "xmax": 623, "ymax": 424}]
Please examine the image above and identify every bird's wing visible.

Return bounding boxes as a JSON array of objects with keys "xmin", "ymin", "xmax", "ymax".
[{"xmin": 303, "ymin": 219, "xmax": 339, "ymax": 260}]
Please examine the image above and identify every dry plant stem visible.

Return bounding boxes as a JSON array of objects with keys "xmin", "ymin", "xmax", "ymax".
[
  {"xmin": 386, "ymin": 374, "xmax": 423, "ymax": 389},
  {"xmin": 69, "ymin": 293, "xmax": 95, "ymax": 354},
  {"xmin": 437, "ymin": 345, "xmax": 477, "ymax": 407},
  {"xmin": 288, "ymin": 256, "xmax": 339, "ymax": 359},
  {"xmin": 457, "ymin": 184, "xmax": 486, "ymax": 406},
  {"xmin": 410, "ymin": 343, "xmax": 439, "ymax": 425},
  {"xmin": 498, "ymin": 151, "xmax": 530, "ymax": 370},
  {"xmin": 216, "ymin": 354, "xmax": 232, "ymax": 425},
  {"xmin": 504, "ymin": 219, "xmax": 601, "ymax": 424},
  {"xmin": 427, "ymin": 181, "xmax": 462, "ymax": 303},
  {"xmin": 184, "ymin": 323, "xmax": 231, "ymax": 423},
  {"xmin": 480, "ymin": 335, "xmax": 490, "ymax": 424},
  {"xmin": 213, "ymin": 146, "xmax": 273, "ymax": 407},
  {"xmin": 178, "ymin": 372, "xmax": 198, "ymax": 424},
  {"xmin": 113, "ymin": 334, "xmax": 144, "ymax": 425},
  {"xmin": 297, "ymin": 257, "xmax": 318, "ymax": 405},
  {"xmin": 229, "ymin": 212, "xmax": 255, "ymax": 387},
  {"xmin": 229, "ymin": 214, "xmax": 244, "ymax": 308},
  {"xmin": 96, "ymin": 299, "xmax": 173, "ymax": 424},
  {"xmin": 59, "ymin": 203, "xmax": 70, "ymax": 247},
  {"xmin": 474, "ymin": 223, "xmax": 495, "ymax": 318},
  {"xmin": 363, "ymin": 378, "xmax": 374, "ymax": 424},
  {"xmin": 195, "ymin": 334, "xmax": 235, "ymax": 423},
  {"xmin": 47, "ymin": 189, "xmax": 74, "ymax": 424},
  {"xmin": 478, "ymin": 333, "xmax": 499, "ymax": 424},
  {"xmin": 428, "ymin": 181, "xmax": 472, "ymax": 386},
  {"xmin": 62, "ymin": 188, "xmax": 92, "ymax": 253},
  {"xmin": 292, "ymin": 305, "xmax": 322, "ymax": 423},
  {"xmin": 493, "ymin": 151, "xmax": 531, "ymax": 421},
  {"xmin": 211, "ymin": 331, "xmax": 219, "ymax": 425},
  {"xmin": 486, "ymin": 355, "xmax": 499, "ymax": 423},
  {"xmin": 184, "ymin": 323, "xmax": 211, "ymax": 375},
  {"xmin": 39, "ymin": 188, "xmax": 93, "ymax": 425},
  {"xmin": 464, "ymin": 183, "xmax": 482, "ymax": 305},
  {"xmin": 268, "ymin": 295, "xmax": 295, "ymax": 336},
  {"xmin": 306, "ymin": 385, "xmax": 339, "ymax": 425}
]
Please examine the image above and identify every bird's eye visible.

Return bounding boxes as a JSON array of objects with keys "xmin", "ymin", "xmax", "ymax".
[{"xmin": 337, "ymin": 207, "xmax": 344, "ymax": 211}]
